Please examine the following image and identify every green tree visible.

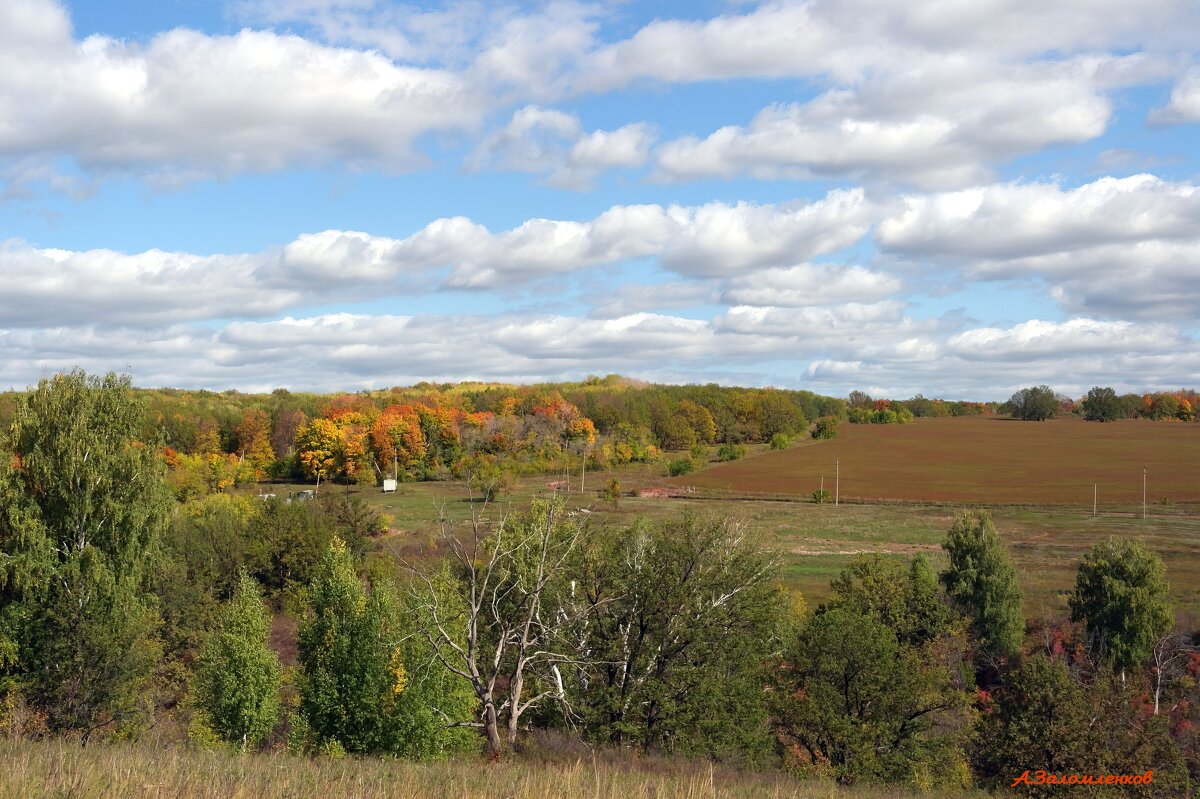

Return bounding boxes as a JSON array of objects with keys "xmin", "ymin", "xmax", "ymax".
[
  {"xmin": 247, "ymin": 499, "xmax": 335, "ymax": 593},
  {"xmin": 939, "ymin": 511, "xmax": 1024, "ymax": 660},
  {"xmin": 1007, "ymin": 385, "xmax": 1058, "ymax": 421},
  {"xmin": 193, "ymin": 572, "xmax": 281, "ymax": 750},
  {"xmin": 299, "ymin": 539, "xmax": 473, "ymax": 757},
  {"xmin": 973, "ymin": 655, "xmax": 1095, "ymax": 795},
  {"xmin": 1080, "ymin": 386, "xmax": 1122, "ymax": 422},
  {"xmin": 823, "ymin": 554, "xmax": 955, "ymax": 648},
  {"xmin": 773, "ymin": 608, "xmax": 967, "ymax": 784},
  {"xmin": 570, "ymin": 513, "xmax": 785, "ymax": 759},
  {"xmin": 0, "ymin": 371, "xmax": 171, "ymax": 738},
  {"xmin": 1069, "ymin": 538, "xmax": 1172, "ymax": 675}
]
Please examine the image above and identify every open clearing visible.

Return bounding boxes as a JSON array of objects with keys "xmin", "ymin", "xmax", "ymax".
[{"xmin": 671, "ymin": 415, "xmax": 1200, "ymax": 508}]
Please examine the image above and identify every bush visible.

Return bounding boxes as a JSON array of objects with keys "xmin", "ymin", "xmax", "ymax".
[
  {"xmin": 811, "ymin": 488, "xmax": 831, "ymax": 504},
  {"xmin": 603, "ymin": 478, "xmax": 621, "ymax": 508},
  {"xmin": 717, "ymin": 443, "xmax": 747, "ymax": 462},
  {"xmin": 667, "ymin": 458, "xmax": 695, "ymax": 477},
  {"xmin": 769, "ymin": 433, "xmax": 793, "ymax": 450},
  {"xmin": 811, "ymin": 417, "xmax": 838, "ymax": 440}
]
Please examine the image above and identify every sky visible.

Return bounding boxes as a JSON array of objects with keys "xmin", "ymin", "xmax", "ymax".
[{"xmin": 2, "ymin": 0, "xmax": 1199, "ymax": 399}]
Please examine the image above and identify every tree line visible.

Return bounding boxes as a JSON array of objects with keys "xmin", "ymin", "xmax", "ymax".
[
  {"xmin": 2, "ymin": 371, "xmax": 1198, "ymax": 794},
  {"xmin": 1006, "ymin": 385, "xmax": 1198, "ymax": 422}
]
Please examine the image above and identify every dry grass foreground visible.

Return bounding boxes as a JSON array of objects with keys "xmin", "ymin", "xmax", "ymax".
[
  {"xmin": 677, "ymin": 416, "xmax": 1200, "ymax": 506},
  {"xmin": 0, "ymin": 740, "xmax": 983, "ymax": 799}
]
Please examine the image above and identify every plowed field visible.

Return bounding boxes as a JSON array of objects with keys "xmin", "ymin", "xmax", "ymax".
[{"xmin": 674, "ymin": 416, "xmax": 1200, "ymax": 506}]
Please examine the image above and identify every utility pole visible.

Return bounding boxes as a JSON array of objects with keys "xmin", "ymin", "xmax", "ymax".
[
  {"xmin": 835, "ymin": 459, "xmax": 840, "ymax": 507},
  {"xmin": 1093, "ymin": 483, "xmax": 1097, "ymax": 516},
  {"xmin": 1143, "ymin": 466, "xmax": 1147, "ymax": 520}
]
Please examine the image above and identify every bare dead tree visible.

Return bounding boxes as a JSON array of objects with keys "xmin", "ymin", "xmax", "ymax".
[
  {"xmin": 1151, "ymin": 630, "xmax": 1197, "ymax": 715},
  {"xmin": 394, "ymin": 493, "xmax": 589, "ymax": 755}
]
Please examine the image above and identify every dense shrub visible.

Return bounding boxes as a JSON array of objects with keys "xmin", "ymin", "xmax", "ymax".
[
  {"xmin": 667, "ymin": 458, "xmax": 695, "ymax": 476},
  {"xmin": 717, "ymin": 443, "xmax": 747, "ymax": 462}
]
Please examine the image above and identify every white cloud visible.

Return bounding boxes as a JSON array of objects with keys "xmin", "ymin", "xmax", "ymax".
[
  {"xmin": 386, "ymin": 190, "xmax": 872, "ymax": 286},
  {"xmin": 723, "ymin": 264, "xmax": 902, "ymax": 306},
  {"xmin": 6, "ymin": 310, "xmax": 1191, "ymax": 398},
  {"xmin": 806, "ymin": 318, "xmax": 1197, "ymax": 398},
  {"xmin": 467, "ymin": 105, "xmax": 656, "ymax": 189},
  {"xmin": 716, "ymin": 301, "xmax": 934, "ymax": 349},
  {"xmin": 878, "ymin": 175, "xmax": 1200, "ymax": 258},
  {"xmin": 0, "ymin": 241, "xmax": 292, "ymax": 325},
  {"xmin": 0, "ymin": 191, "xmax": 874, "ymax": 326},
  {"xmin": 945, "ymin": 318, "xmax": 1183, "ymax": 360},
  {"xmin": 876, "ymin": 175, "xmax": 1200, "ymax": 319},
  {"xmin": 577, "ymin": 0, "xmax": 1195, "ymax": 91},
  {"xmin": 654, "ymin": 59, "xmax": 1114, "ymax": 188},
  {"xmin": 0, "ymin": 0, "xmax": 480, "ymax": 185},
  {"xmin": 1151, "ymin": 67, "xmax": 1200, "ymax": 124},
  {"xmin": 653, "ymin": 191, "xmax": 873, "ymax": 278}
]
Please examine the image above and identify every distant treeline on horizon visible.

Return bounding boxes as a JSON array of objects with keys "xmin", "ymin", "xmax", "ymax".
[{"xmin": 0, "ymin": 373, "xmax": 1194, "ymax": 497}]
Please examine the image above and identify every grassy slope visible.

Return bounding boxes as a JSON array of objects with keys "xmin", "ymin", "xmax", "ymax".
[{"xmin": 0, "ymin": 740, "xmax": 983, "ymax": 799}]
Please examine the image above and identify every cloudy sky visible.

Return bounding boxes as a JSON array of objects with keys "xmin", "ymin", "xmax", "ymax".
[{"xmin": 2, "ymin": 0, "xmax": 1199, "ymax": 398}]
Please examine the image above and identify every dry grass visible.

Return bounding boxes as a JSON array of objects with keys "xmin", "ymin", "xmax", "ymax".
[{"xmin": 0, "ymin": 740, "xmax": 981, "ymax": 799}]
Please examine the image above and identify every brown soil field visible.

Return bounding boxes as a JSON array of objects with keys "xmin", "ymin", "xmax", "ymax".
[{"xmin": 674, "ymin": 416, "xmax": 1200, "ymax": 506}]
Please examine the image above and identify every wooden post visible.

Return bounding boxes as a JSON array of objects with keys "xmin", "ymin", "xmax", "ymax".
[{"xmin": 835, "ymin": 459, "xmax": 840, "ymax": 507}]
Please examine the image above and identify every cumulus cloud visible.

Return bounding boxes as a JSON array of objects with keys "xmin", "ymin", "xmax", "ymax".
[
  {"xmin": 594, "ymin": 0, "xmax": 1185, "ymax": 188},
  {"xmin": 0, "ymin": 191, "xmax": 874, "ymax": 326},
  {"xmin": 875, "ymin": 175, "xmax": 1200, "ymax": 319},
  {"xmin": 0, "ymin": 241, "xmax": 292, "ymax": 326},
  {"xmin": 577, "ymin": 0, "xmax": 1194, "ymax": 91},
  {"xmin": 367, "ymin": 189, "xmax": 873, "ymax": 286},
  {"xmin": 1150, "ymin": 67, "xmax": 1200, "ymax": 124},
  {"xmin": 653, "ymin": 59, "xmax": 1115, "ymax": 188},
  {"xmin": 723, "ymin": 264, "xmax": 902, "ymax": 307},
  {"xmin": 878, "ymin": 175, "xmax": 1200, "ymax": 257},
  {"xmin": 467, "ymin": 106, "xmax": 655, "ymax": 189},
  {"xmin": 0, "ymin": 0, "xmax": 479, "ymax": 186},
  {"xmin": 806, "ymin": 318, "xmax": 1198, "ymax": 398},
  {"xmin": 945, "ymin": 318, "xmax": 1184, "ymax": 360},
  {"xmin": 4, "ymin": 310, "xmax": 1193, "ymax": 398}
]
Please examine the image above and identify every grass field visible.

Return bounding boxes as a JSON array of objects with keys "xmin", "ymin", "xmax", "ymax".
[
  {"xmin": 670, "ymin": 416, "xmax": 1200, "ymax": 508},
  {"xmin": 0, "ymin": 740, "xmax": 983, "ymax": 799}
]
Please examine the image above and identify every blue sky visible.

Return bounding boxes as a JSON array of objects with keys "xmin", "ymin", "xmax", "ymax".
[{"xmin": 2, "ymin": 0, "xmax": 1199, "ymax": 398}]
